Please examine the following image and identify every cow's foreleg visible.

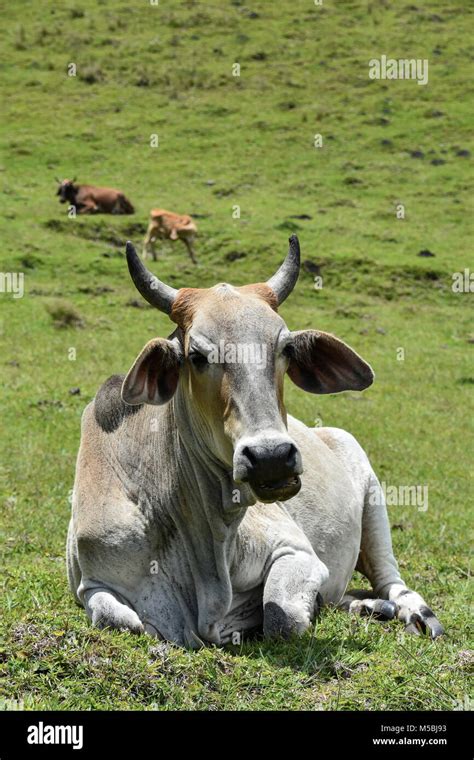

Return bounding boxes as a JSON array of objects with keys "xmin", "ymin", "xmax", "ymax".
[
  {"xmin": 142, "ymin": 226, "xmax": 157, "ymax": 261},
  {"xmin": 79, "ymin": 201, "xmax": 99, "ymax": 214},
  {"xmin": 352, "ymin": 473, "xmax": 444, "ymax": 638},
  {"xmin": 263, "ymin": 550, "xmax": 328, "ymax": 639},
  {"xmin": 84, "ymin": 588, "xmax": 145, "ymax": 634}
]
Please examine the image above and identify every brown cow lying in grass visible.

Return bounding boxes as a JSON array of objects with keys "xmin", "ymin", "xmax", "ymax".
[
  {"xmin": 56, "ymin": 178, "xmax": 134, "ymax": 215},
  {"xmin": 143, "ymin": 208, "xmax": 198, "ymax": 264}
]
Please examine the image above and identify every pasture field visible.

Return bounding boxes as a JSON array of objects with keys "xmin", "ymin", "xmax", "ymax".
[{"xmin": 0, "ymin": 0, "xmax": 472, "ymax": 711}]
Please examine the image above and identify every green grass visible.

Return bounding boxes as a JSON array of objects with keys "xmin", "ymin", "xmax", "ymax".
[{"xmin": 0, "ymin": 0, "xmax": 472, "ymax": 711}]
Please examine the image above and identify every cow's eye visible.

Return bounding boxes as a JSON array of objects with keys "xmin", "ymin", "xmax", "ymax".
[
  {"xmin": 282, "ymin": 342, "xmax": 295, "ymax": 360},
  {"xmin": 189, "ymin": 351, "xmax": 208, "ymax": 370}
]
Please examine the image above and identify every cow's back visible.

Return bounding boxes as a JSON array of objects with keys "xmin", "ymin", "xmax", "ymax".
[{"xmin": 149, "ymin": 209, "xmax": 196, "ymax": 234}]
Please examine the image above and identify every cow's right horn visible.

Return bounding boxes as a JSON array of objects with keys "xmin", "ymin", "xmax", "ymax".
[
  {"xmin": 266, "ymin": 234, "xmax": 301, "ymax": 305},
  {"xmin": 125, "ymin": 241, "xmax": 178, "ymax": 315}
]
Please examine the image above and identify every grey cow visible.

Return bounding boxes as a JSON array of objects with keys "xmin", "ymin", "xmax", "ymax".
[{"xmin": 67, "ymin": 236, "xmax": 443, "ymax": 647}]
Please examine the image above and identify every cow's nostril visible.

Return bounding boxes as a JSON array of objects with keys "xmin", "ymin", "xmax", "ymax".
[{"xmin": 242, "ymin": 446, "xmax": 258, "ymax": 469}]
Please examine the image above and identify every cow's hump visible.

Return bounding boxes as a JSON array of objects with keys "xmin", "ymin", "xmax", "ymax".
[{"xmin": 94, "ymin": 374, "xmax": 142, "ymax": 433}]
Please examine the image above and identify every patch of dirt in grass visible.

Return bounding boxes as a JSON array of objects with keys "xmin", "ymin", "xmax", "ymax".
[
  {"xmin": 45, "ymin": 298, "xmax": 84, "ymax": 328},
  {"xmin": 43, "ymin": 219, "xmax": 147, "ymax": 246},
  {"xmin": 309, "ymin": 258, "xmax": 447, "ymax": 299}
]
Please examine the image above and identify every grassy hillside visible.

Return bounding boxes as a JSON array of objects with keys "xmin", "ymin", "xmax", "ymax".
[{"xmin": 0, "ymin": 0, "xmax": 472, "ymax": 710}]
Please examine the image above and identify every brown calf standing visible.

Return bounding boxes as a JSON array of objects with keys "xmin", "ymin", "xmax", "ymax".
[
  {"xmin": 56, "ymin": 178, "xmax": 134, "ymax": 215},
  {"xmin": 143, "ymin": 209, "xmax": 198, "ymax": 264}
]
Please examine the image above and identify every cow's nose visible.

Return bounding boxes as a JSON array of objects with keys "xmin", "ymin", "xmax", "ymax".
[
  {"xmin": 240, "ymin": 441, "xmax": 298, "ymax": 481},
  {"xmin": 234, "ymin": 434, "xmax": 302, "ymax": 486},
  {"xmin": 233, "ymin": 436, "xmax": 302, "ymax": 502}
]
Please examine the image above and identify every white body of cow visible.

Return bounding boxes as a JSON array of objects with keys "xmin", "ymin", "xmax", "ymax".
[{"xmin": 67, "ymin": 381, "xmax": 438, "ymax": 647}]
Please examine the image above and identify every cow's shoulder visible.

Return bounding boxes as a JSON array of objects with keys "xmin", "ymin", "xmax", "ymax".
[
  {"xmin": 314, "ymin": 426, "xmax": 366, "ymax": 454},
  {"xmin": 93, "ymin": 374, "xmax": 142, "ymax": 433},
  {"xmin": 314, "ymin": 426, "xmax": 372, "ymax": 482}
]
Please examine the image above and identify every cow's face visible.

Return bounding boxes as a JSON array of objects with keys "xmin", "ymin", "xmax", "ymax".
[
  {"xmin": 173, "ymin": 286, "xmax": 303, "ymax": 501},
  {"xmin": 56, "ymin": 179, "xmax": 76, "ymax": 203},
  {"xmin": 121, "ymin": 238, "xmax": 374, "ymax": 503}
]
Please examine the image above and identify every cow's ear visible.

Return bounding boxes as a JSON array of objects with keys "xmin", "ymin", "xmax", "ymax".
[
  {"xmin": 287, "ymin": 330, "xmax": 374, "ymax": 394},
  {"xmin": 122, "ymin": 338, "xmax": 182, "ymax": 405}
]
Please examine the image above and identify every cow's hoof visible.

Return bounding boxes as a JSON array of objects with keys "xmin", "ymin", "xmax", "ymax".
[
  {"xmin": 404, "ymin": 607, "xmax": 444, "ymax": 639},
  {"xmin": 371, "ymin": 600, "xmax": 397, "ymax": 620},
  {"xmin": 348, "ymin": 597, "xmax": 396, "ymax": 621}
]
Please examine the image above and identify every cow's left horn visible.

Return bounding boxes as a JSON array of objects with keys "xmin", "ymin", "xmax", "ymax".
[
  {"xmin": 125, "ymin": 241, "xmax": 178, "ymax": 315},
  {"xmin": 266, "ymin": 234, "xmax": 300, "ymax": 305}
]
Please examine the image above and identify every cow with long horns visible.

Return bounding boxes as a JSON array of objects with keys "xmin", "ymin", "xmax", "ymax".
[{"xmin": 67, "ymin": 236, "xmax": 443, "ymax": 646}]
